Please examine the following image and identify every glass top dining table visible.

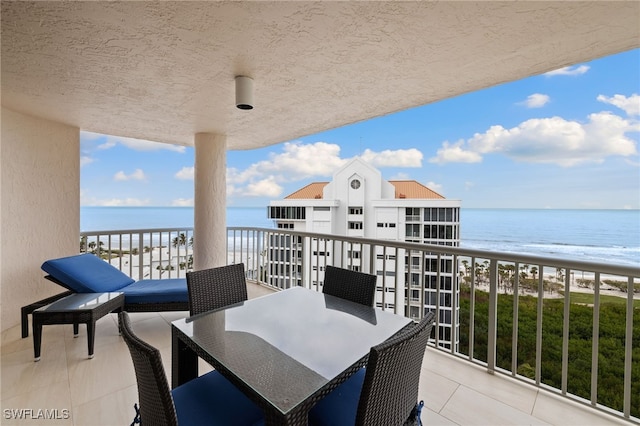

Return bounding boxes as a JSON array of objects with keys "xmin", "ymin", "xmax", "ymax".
[{"xmin": 171, "ymin": 286, "xmax": 413, "ymax": 425}]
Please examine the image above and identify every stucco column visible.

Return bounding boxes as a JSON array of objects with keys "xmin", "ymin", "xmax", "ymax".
[{"xmin": 193, "ymin": 133, "xmax": 227, "ymax": 270}]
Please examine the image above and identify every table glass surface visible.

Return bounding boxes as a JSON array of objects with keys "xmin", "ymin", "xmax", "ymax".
[
  {"xmin": 36, "ymin": 292, "xmax": 123, "ymax": 312},
  {"xmin": 172, "ymin": 286, "xmax": 412, "ymax": 415}
]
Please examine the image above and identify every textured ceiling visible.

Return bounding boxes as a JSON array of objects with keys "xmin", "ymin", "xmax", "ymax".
[{"xmin": 2, "ymin": 1, "xmax": 639, "ymax": 150}]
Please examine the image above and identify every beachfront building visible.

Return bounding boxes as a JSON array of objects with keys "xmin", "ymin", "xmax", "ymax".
[{"xmin": 267, "ymin": 158, "xmax": 461, "ymax": 349}]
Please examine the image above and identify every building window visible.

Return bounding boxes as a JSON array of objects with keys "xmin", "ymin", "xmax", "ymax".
[
  {"xmin": 377, "ymin": 222, "xmax": 397, "ymax": 228},
  {"xmin": 313, "ymin": 206, "xmax": 330, "ymax": 211},
  {"xmin": 349, "ymin": 206, "xmax": 363, "ymax": 215},
  {"xmin": 268, "ymin": 206, "xmax": 306, "ymax": 220},
  {"xmin": 424, "ymin": 207, "xmax": 458, "ymax": 222},
  {"xmin": 350, "ymin": 179, "xmax": 361, "ymax": 189},
  {"xmin": 405, "ymin": 224, "xmax": 420, "ymax": 238},
  {"xmin": 406, "ymin": 207, "xmax": 420, "ymax": 221},
  {"xmin": 348, "ymin": 221, "xmax": 363, "ymax": 230},
  {"xmin": 277, "ymin": 222, "xmax": 294, "ymax": 229}
]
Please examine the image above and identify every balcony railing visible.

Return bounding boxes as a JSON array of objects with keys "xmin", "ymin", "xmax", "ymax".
[
  {"xmin": 80, "ymin": 226, "xmax": 639, "ymax": 423},
  {"xmin": 80, "ymin": 228, "xmax": 194, "ymax": 280}
]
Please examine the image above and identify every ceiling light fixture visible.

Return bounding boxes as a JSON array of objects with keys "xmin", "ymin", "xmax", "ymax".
[{"xmin": 235, "ymin": 76, "xmax": 254, "ymax": 110}]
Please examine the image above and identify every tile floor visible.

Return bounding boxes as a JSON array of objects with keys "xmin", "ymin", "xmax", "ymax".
[{"xmin": 1, "ymin": 283, "xmax": 631, "ymax": 426}]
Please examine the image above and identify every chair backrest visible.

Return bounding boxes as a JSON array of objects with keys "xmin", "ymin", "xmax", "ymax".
[
  {"xmin": 118, "ymin": 311, "xmax": 178, "ymax": 426},
  {"xmin": 186, "ymin": 263, "xmax": 248, "ymax": 316},
  {"xmin": 322, "ymin": 265, "xmax": 377, "ymax": 307},
  {"xmin": 355, "ymin": 311, "xmax": 435, "ymax": 426}
]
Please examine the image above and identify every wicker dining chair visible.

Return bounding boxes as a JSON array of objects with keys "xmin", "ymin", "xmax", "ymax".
[
  {"xmin": 186, "ymin": 263, "xmax": 248, "ymax": 316},
  {"xmin": 322, "ymin": 265, "xmax": 377, "ymax": 307},
  {"xmin": 308, "ymin": 311, "xmax": 436, "ymax": 426},
  {"xmin": 118, "ymin": 312, "xmax": 263, "ymax": 426}
]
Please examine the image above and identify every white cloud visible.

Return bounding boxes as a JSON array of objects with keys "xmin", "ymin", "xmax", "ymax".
[
  {"xmin": 82, "ymin": 131, "xmax": 186, "ymax": 152},
  {"xmin": 97, "ymin": 140, "xmax": 117, "ymax": 150},
  {"xmin": 171, "ymin": 198, "xmax": 194, "ymax": 207},
  {"xmin": 360, "ymin": 148, "xmax": 422, "ymax": 167},
  {"xmin": 429, "ymin": 111, "xmax": 638, "ymax": 167},
  {"xmin": 260, "ymin": 141, "xmax": 346, "ymax": 179},
  {"xmin": 390, "ymin": 172, "xmax": 410, "ymax": 180},
  {"xmin": 429, "ymin": 141, "xmax": 483, "ymax": 164},
  {"xmin": 424, "ymin": 181, "xmax": 443, "ymax": 193},
  {"xmin": 82, "ymin": 197, "xmax": 151, "ymax": 206},
  {"xmin": 102, "ymin": 198, "xmax": 150, "ymax": 206},
  {"xmin": 175, "ymin": 166, "xmax": 194, "ymax": 180},
  {"xmin": 521, "ymin": 93, "xmax": 550, "ymax": 108},
  {"xmin": 80, "ymin": 156, "xmax": 94, "ymax": 167},
  {"xmin": 597, "ymin": 94, "xmax": 640, "ymax": 116},
  {"xmin": 544, "ymin": 65, "xmax": 590, "ymax": 77},
  {"xmin": 114, "ymin": 168, "xmax": 147, "ymax": 181},
  {"xmin": 227, "ymin": 142, "xmax": 346, "ymax": 187},
  {"xmin": 226, "ymin": 142, "xmax": 427, "ymax": 197},
  {"xmin": 241, "ymin": 177, "xmax": 283, "ymax": 197}
]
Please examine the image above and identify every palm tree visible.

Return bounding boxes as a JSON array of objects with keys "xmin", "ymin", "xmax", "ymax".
[{"xmin": 172, "ymin": 233, "xmax": 188, "ymax": 248}]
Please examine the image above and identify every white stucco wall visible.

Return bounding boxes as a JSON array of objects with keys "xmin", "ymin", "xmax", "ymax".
[{"xmin": 1, "ymin": 108, "xmax": 79, "ymax": 332}]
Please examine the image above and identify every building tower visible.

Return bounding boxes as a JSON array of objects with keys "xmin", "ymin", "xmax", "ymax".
[{"xmin": 267, "ymin": 158, "xmax": 461, "ymax": 349}]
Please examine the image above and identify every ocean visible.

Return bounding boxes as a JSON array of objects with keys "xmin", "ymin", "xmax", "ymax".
[{"xmin": 81, "ymin": 207, "xmax": 640, "ymax": 267}]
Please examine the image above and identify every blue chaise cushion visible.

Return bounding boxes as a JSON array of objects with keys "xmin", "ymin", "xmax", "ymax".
[
  {"xmin": 42, "ymin": 254, "xmax": 135, "ymax": 293},
  {"xmin": 121, "ymin": 279, "xmax": 188, "ymax": 304}
]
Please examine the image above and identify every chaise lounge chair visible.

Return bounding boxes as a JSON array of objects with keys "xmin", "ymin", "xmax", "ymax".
[
  {"xmin": 22, "ymin": 253, "xmax": 191, "ymax": 338},
  {"xmin": 40, "ymin": 253, "xmax": 189, "ymax": 312}
]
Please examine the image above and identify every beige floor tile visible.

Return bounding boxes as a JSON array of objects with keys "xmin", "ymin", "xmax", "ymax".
[
  {"xmin": 1, "ymin": 340, "xmax": 69, "ymax": 401},
  {"xmin": 159, "ymin": 310, "xmax": 189, "ymax": 323},
  {"xmin": 61, "ymin": 316, "xmax": 122, "ymax": 361},
  {"xmin": 418, "ymin": 364, "xmax": 459, "ymax": 413},
  {"xmin": 72, "ymin": 384, "xmax": 139, "ymax": 426},
  {"xmin": 123, "ymin": 315, "xmax": 172, "ymax": 350},
  {"xmin": 1, "ymin": 379, "xmax": 73, "ymax": 426},
  {"xmin": 1, "ymin": 326, "xmax": 33, "ymax": 356},
  {"xmin": 126, "ymin": 312, "xmax": 163, "ymax": 323},
  {"xmin": 421, "ymin": 407, "xmax": 458, "ymax": 426},
  {"xmin": 532, "ymin": 391, "xmax": 630, "ymax": 426},
  {"xmin": 67, "ymin": 341, "xmax": 135, "ymax": 407},
  {"xmin": 426, "ymin": 349, "xmax": 538, "ymax": 414},
  {"xmin": 441, "ymin": 385, "xmax": 550, "ymax": 426}
]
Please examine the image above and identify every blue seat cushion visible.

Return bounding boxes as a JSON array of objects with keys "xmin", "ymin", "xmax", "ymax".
[
  {"xmin": 308, "ymin": 368, "xmax": 365, "ymax": 426},
  {"xmin": 121, "ymin": 279, "xmax": 188, "ymax": 304},
  {"xmin": 172, "ymin": 370, "xmax": 264, "ymax": 426},
  {"xmin": 42, "ymin": 254, "xmax": 135, "ymax": 293}
]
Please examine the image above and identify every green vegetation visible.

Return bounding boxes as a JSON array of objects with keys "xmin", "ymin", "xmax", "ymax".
[
  {"xmin": 558, "ymin": 291, "xmax": 640, "ymax": 307},
  {"xmin": 459, "ymin": 286, "xmax": 640, "ymax": 417}
]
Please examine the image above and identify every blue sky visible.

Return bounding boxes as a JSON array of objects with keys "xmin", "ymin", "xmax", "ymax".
[{"xmin": 81, "ymin": 49, "xmax": 639, "ymax": 210}]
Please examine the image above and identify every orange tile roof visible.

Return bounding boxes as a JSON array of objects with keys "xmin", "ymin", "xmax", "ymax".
[
  {"xmin": 284, "ymin": 180, "xmax": 445, "ymax": 199},
  {"xmin": 389, "ymin": 180, "xmax": 445, "ymax": 199},
  {"xmin": 285, "ymin": 182, "xmax": 328, "ymax": 199}
]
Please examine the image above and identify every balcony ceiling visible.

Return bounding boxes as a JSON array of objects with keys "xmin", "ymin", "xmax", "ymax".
[{"xmin": 2, "ymin": 1, "xmax": 638, "ymax": 150}]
